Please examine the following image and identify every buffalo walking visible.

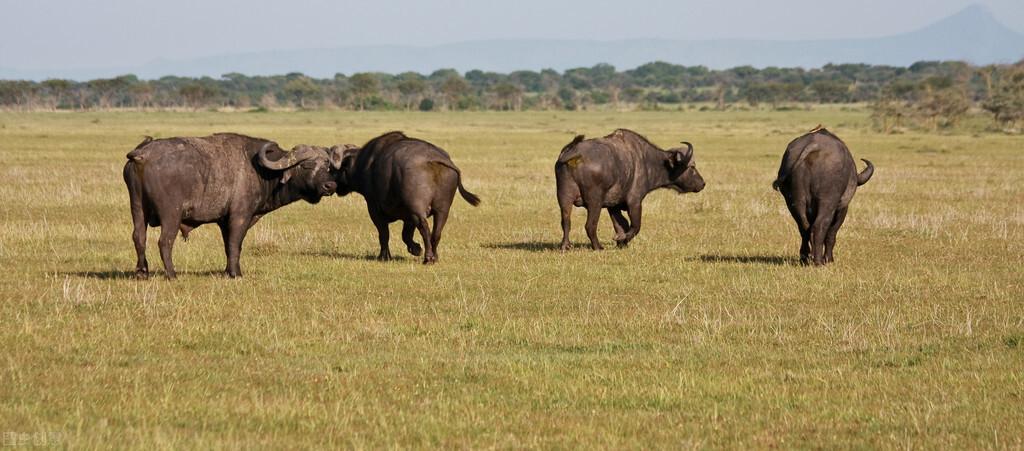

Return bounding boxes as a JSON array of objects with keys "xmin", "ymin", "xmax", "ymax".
[
  {"xmin": 555, "ymin": 129, "xmax": 705, "ymax": 250},
  {"xmin": 773, "ymin": 127, "xmax": 874, "ymax": 265}
]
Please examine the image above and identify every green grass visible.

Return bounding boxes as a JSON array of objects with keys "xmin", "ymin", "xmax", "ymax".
[{"xmin": 0, "ymin": 108, "xmax": 1022, "ymax": 448}]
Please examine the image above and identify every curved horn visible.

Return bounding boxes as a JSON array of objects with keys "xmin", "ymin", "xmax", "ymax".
[
  {"xmin": 257, "ymin": 142, "xmax": 318, "ymax": 171},
  {"xmin": 679, "ymin": 141, "xmax": 693, "ymax": 156}
]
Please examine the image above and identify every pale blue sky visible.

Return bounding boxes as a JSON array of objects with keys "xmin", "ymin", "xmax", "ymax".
[{"xmin": 1, "ymin": 0, "xmax": 1022, "ymax": 70}]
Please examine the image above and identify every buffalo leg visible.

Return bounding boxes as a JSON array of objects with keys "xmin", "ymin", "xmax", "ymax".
[
  {"xmin": 556, "ymin": 182, "xmax": 579, "ymax": 252},
  {"xmin": 558, "ymin": 200, "xmax": 574, "ymax": 251},
  {"xmin": 412, "ymin": 214, "xmax": 436, "ymax": 264},
  {"xmin": 401, "ymin": 221, "xmax": 422, "ymax": 256},
  {"xmin": 618, "ymin": 203, "xmax": 643, "ymax": 247},
  {"xmin": 608, "ymin": 208, "xmax": 630, "ymax": 246},
  {"xmin": 584, "ymin": 205, "xmax": 603, "ymax": 251},
  {"xmin": 785, "ymin": 199, "xmax": 811, "ymax": 265},
  {"xmin": 809, "ymin": 205, "xmax": 835, "ymax": 266},
  {"xmin": 799, "ymin": 228, "xmax": 811, "ymax": 265},
  {"xmin": 157, "ymin": 211, "xmax": 181, "ymax": 279},
  {"xmin": 220, "ymin": 216, "xmax": 250, "ymax": 278},
  {"xmin": 824, "ymin": 207, "xmax": 849, "ymax": 264},
  {"xmin": 130, "ymin": 201, "xmax": 149, "ymax": 278},
  {"xmin": 369, "ymin": 209, "xmax": 392, "ymax": 261},
  {"xmin": 430, "ymin": 208, "xmax": 449, "ymax": 261}
]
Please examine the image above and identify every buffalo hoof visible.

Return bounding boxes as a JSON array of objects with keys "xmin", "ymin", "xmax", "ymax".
[
  {"xmin": 407, "ymin": 244, "xmax": 422, "ymax": 257},
  {"xmin": 164, "ymin": 272, "xmax": 177, "ymax": 280},
  {"xmin": 615, "ymin": 239, "xmax": 630, "ymax": 248},
  {"xmin": 377, "ymin": 251, "xmax": 392, "ymax": 261},
  {"xmin": 134, "ymin": 270, "xmax": 149, "ymax": 280},
  {"xmin": 559, "ymin": 242, "xmax": 572, "ymax": 252},
  {"xmin": 422, "ymin": 254, "xmax": 438, "ymax": 265}
]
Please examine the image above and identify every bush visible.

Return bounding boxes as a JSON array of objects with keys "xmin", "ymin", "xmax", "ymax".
[{"xmin": 418, "ymin": 98, "xmax": 435, "ymax": 112}]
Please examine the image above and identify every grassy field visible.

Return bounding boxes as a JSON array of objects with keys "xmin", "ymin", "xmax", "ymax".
[{"xmin": 0, "ymin": 108, "xmax": 1021, "ymax": 448}]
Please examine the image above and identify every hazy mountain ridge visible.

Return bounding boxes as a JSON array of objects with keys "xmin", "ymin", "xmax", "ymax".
[{"xmin": 2, "ymin": 4, "xmax": 1022, "ymax": 81}]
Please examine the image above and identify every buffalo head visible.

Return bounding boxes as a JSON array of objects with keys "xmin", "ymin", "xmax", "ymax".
[
  {"xmin": 665, "ymin": 141, "xmax": 705, "ymax": 193},
  {"xmin": 257, "ymin": 143, "xmax": 343, "ymax": 203},
  {"xmin": 329, "ymin": 144, "xmax": 361, "ymax": 196}
]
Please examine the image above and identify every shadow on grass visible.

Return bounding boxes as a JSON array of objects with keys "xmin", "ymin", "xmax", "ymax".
[
  {"xmin": 65, "ymin": 270, "xmax": 139, "ymax": 280},
  {"xmin": 65, "ymin": 269, "xmax": 228, "ymax": 280},
  {"xmin": 301, "ymin": 250, "xmax": 410, "ymax": 262},
  {"xmin": 482, "ymin": 241, "xmax": 566, "ymax": 252},
  {"xmin": 694, "ymin": 254, "xmax": 800, "ymax": 266}
]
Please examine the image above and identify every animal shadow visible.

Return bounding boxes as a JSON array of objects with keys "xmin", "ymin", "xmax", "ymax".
[
  {"xmin": 301, "ymin": 250, "xmax": 410, "ymax": 262},
  {"xmin": 65, "ymin": 269, "xmax": 227, "ymax": 280},
  {"xmin": 482, "ymin": 241, "xmax": 565, "ymax": 252},
  {"xmin": 65, "ymin": 270, "xmax": 138, "ymax": 280},
  {"xmin": 695, "ymin": 254, "xmax": 800, "ymax": 266}
]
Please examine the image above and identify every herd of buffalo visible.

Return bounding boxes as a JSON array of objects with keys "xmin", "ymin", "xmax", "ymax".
[{"xmin": 122, "ymin": 126, "xmax": 873, "ymax": 279}]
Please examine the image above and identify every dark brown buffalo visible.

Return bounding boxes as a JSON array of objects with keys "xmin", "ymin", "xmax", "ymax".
[
  {"xmin": 555, "ymin": 129, "xmax": 705, "ymax": 250},
  {"xmin": 773, "ymin": 127, "xmax": 874, "ymax": 265},
  {"xmin": 333, "ymin": 131, "xmax": 480, "ymax": 264},
  {"xmin": 123, "ymin": 133, "xmax": 343, "ymax": 278}
]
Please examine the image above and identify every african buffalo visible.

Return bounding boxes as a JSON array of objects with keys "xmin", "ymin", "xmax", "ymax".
[
  {"xmin": 555, "ymin": 129, "xmax": 705, "ymax": 251},
  {"xmin": 333, "ymin": 131, "xmax": 480, "ymax": 264},
  {"xmin": 123, "ymin": 133, "xmax": 343, "ymax": 278},
  {"xmin": 773, "ymin": 126, "xmax": 874, "ymax": 265}
]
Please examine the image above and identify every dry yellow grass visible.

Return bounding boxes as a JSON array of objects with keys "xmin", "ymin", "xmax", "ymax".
[{"xmin": 0, "ymin": 108, "xmax": 1021, "ymax": 448}]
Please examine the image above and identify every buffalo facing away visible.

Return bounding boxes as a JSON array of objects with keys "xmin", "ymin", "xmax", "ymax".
[
  {"xmin": 773, "ymin": 127, "xmax": 874, "ymax": 265},
  {"xmin": 555, "ymin": 129, "xmax": 705, "ymax": 250},
  {"xmin": 334, "ymin": 131, "xmax": 480, "ymax": 264},
  {"xmin": 123, "ymin": 133, "xmax": 343, "ymax": 278}
]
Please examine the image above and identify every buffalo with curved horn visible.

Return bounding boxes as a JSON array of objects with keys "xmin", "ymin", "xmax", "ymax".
[
  {"xmin": 555, "ymin": 129, "xmax": 705, "ymax": 251},
  {"xmin": 123, "ymin": 133, "xmax": 344, "ymax": 278}
]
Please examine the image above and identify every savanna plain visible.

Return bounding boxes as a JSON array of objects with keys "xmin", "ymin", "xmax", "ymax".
[{"xmin": 0, "ymin": 108, "xmax": 1021, "ymax": 448}]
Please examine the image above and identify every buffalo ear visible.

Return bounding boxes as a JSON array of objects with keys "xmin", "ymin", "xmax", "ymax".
[
  {"xmin": 667, "ymin": 150, "xmax": 686, "ymax": 169},
  {"xmin": 337, "ymin": 145, "xmax": 359, "ymax": 171},
  {"xmin": 328, "ymin": 146, "xmax": 345, "ymax": 170}
]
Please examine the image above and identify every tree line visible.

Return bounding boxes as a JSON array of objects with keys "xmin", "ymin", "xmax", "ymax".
[{"xmin": 1, "ymin": 60, "xmax": 1022, "ymax": 130}]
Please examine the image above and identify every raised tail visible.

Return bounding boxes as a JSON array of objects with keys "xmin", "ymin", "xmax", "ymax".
[
  {"xmin": 857, "ymin": 159, "xmax": 874, "ymax": 186},
  {"xmin": 434, "ymin": 161, "xmax": 481, "ymax": 206}
]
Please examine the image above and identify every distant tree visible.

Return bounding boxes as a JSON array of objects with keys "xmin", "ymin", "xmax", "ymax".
[
  {"xmin": 89, "ymin": 76, "xmax": 133, "ymax": 108},
  {"xmin": 40, "ymin": 79, "xmax": 72, "ymax": 109},
  {"xmin": 396, "ymin": 72, "xmax": 427, "ymax": 110},
  {"xmin": 128, "ymin": 81, "xmax": 154, "ymax": 108},
  {"xmin": 982, "ymin": 64, "xmax": 1024, "ymax": 129},
  {"xmin": 557, "ymin": 86, "xmax": 578, "ymax": 110},
  {"xmin": 283, "ymin": 76, "xmax": 322, "ymax": 108},
  {"xmin": 349, "ymin": 73, "xmax": 380, "ymax": 110},
  {"xmin": 915, "ymin": 77, "xmax": 970, "ymax": 129},
  {"xmin": 179, "ymin": 82, "xmax": 218, "ymax": 110},
  {"xmin": 870, "ymin": 97, "xmax": 911, "ymax": 133},
  {"xmin": 509, "ymin": 70, "xmax": 543, "ymax": 93},
  {"xmin": 0, "ymin": 80, "xmax": 39, "ymax": 109},
  {"xmin": 492, "ymin": 82, "xmax": 523, "ymax": 110},
  {"xmin": 440, "ymin": 75, "xmax": 469, "ymax": 110},
  {"xmin": 811, "ymin": 80, "xmax": 850, "ymax": 103}
]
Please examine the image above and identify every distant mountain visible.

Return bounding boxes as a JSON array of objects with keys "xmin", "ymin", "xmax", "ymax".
[{"xmin": 2, "ymin": 4, "xmax": 1022, "ymax": 81}]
